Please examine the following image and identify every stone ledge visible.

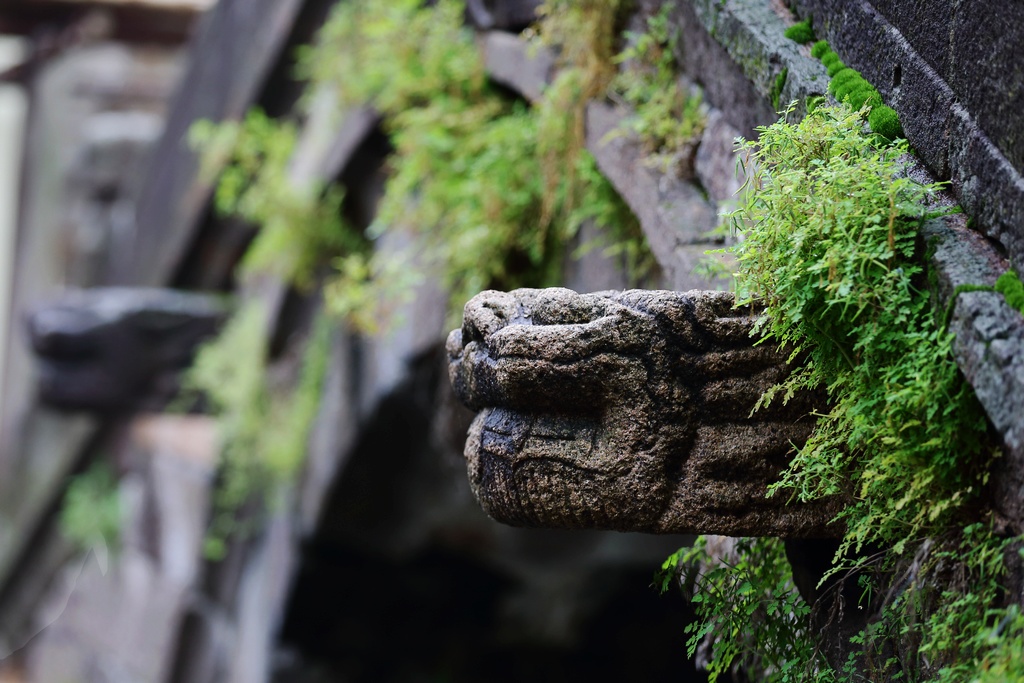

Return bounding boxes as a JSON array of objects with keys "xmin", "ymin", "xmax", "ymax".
[
  {"xmin": 684, "ymin": 0, "xmax": 827, "ymax": 121},
  {"xmin": 585, "ymin": 102, "xmax": 723, "ymax": 291}
]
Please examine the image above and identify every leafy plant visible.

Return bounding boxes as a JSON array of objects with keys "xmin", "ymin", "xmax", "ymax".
[
  {"xmin": 663, "ymin": 537, "xmax": 829, "ymax": 683},
  {"xmin": 185, "ymin": 0, "xmax": 655, "ymax": 556},
  {"xmin": 675, "ymin": 103, "xmax": 1016, "ymax": 682},
  {"xmin": 182, "ymin": 303, "xmax": 331, "ymax": 559},
  {"xmin": 60, "ymin": 462, "xmax": 121, "ymax": 555},
  {"xmin": 189, "ymin": 110, "xmax": 361, "ymax": 289},
  {"xmin": 610, "ymin": 4, "xmax": 707, "ymax": 175},
  {"xmin": 731, "ymin": 103, "xmax": 991, "ymax": 561}
]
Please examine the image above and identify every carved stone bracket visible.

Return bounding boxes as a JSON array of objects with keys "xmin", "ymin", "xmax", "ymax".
[
  {"xmin": 447, "ymin": 288, "xmax": 843, "ymax": 538},
  {"xmin": 26, "ymin": 287, "xmax": 229, "ymax": 411}
]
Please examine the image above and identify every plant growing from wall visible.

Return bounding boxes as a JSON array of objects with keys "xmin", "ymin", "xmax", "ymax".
[
  {"xmin": 60, "ymin": 462, "xmax": 122, "ymax": 557},
  {"xmin": 297, "ymin": 0, "xmax": 652, "ymax": 320},
  {"xmin": 185, "ymin": 0, "xmax": 658, "ymax": 552},
  {"xmin": 181, "ymin": 303, "xmax": 331, "ymax": 559},
  {"xmin": 609, "ymin": 4, "xmax": 707, "ymax": 177},
  {"xmin": 665, "ymin": 104, "xmax": 1020, "ymax": 682},
  {"xmin": 189, "ymin": 110, "xmax": 362, "ymax": 290},
  {"xmin": 803, "ymin": 38, "xmax": 902, "ymax": 140}
]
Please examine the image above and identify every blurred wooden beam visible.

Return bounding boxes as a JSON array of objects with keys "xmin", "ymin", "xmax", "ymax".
[{"xmin": 0, "ymin": 0, "xmax": 213, "ymax": 44}]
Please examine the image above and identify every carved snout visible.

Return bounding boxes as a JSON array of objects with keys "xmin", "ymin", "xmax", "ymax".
[{"xmin": 448, "ymin": 287, "xmax": 844, "ymax": 538}]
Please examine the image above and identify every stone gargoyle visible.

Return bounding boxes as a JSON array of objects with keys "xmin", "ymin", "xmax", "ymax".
[
  {"xmin": 447, "ymin": 288, "xmax": 843, "ymax": 538},
  {"xmin": 26, "ymin": 287, "xmax": 229, "ymax": 411}
]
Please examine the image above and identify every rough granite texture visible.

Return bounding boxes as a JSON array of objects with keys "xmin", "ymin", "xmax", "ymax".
[
  {"xmin": 922, "ymin": 213, "xmax": 1024, "ymax": 530},
  {"xmin": 664, "ymin": 0, "xmax": 828, "ymax": 136},
  {"xmin": 447, "ymin": 288, "xmax": 841, "ymax": 537}
]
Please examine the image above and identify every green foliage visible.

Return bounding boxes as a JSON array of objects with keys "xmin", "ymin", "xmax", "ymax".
[
  {"xmin": 692, "ymin": 102, "xmax": 1020, "ymax": 682},
  {"xmin": 189, "ymin": 110, "xmax": 361, "ymax": 289},
  {"xmin": 784, "ymin": 19, "xmax": 816, "ymax": 45},
  {"xmin": 664, "ymin": 537, "xmax": 829, "ymax": 683},
  {"xmin": 299, "ymin": 0, "xmax": 649, "ymax": 321},
  {"xmin": 806, "ymin": 43, "xmax": 900, "ymax": 140},
  {"xmin": 996, "ymin": 270, "xmax": 1024, "ymax": 313},
  {"xmin": 185, "ymin": 0, "xmax": 653, "ymax": 557},
  {"xmin": 534, "ymin": 0, "xmax": 628, "ymax": 99},
  {"xmin": 182, "ymin": 303, "xmax": 331, "ymax": 559},
  {"xmin": 771, "ymin": 68, "xmax": 789, "ymax": 110},
  {"xmin": 296, "ymin": 0, "xmax": 487, "ymax": 115},
  {"xmin": 610, "ymin": 4, "xmax": 707, "ymax": 173},
  {"xmin": 60, "ymin": 462, "xmax": 121, "ymax": 554},
  {"xmin": 731, "ymin": 104, "xmax": 991, "ymax": 555},
  {"xmin": 668, "ymin": 104, "xmax": 1018, "ymax": 682}
]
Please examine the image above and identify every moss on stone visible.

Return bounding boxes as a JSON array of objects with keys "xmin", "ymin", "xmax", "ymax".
[
  {"xmin": 995, "ymin": 270, "xmax": 1024, "ymax": 313},
  {"xmin": 770, "ymin": 67, "xmax": 788, "ymax": 110},
  {"xmin": 868, "ymin": 104, "xmax": 903, "ymax": 140},
  {"xmin": 846, "ymin": 85, "xmax": 880, "ymax": 110},
  {"xmin": 810, "ymin": 39, "xmax": 830, "ymax": 59},
  {"xmin": 783, "ymin": 18, "xmax": 815, "ymax": 44},
  {"xmin": 828, "ymin": 67, "xmax": 860, "ymax": 93}
]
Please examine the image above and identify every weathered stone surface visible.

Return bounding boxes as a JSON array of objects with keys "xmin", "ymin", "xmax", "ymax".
[
  {"xmin": 693, "ymin": 109, "xmax": 745, "ymax": 203},
  {"xmin": 869, "ymin": 0, "xmax": 1024, "ymax": 175},
  {"xmin": 466, "ymin": 0, "xmax": 542, "ymax": 31},
  {"xmin": 869, "ymin": 0, "xmax": 954, "ymax": 81},
  {"xmin": 666, "ymin": 0, "xmax": 827, "ymax": 136},
  {"xmin": 10, "ymin": 416, "xmax": 218, "ymax": 683},
  {"xmin": 947, "ymin": 0, "xmax": 1024, "ymax": 175},
  {"xmin": 586, "ymin": 102, "xmax": 724, "ymax": 292},
  {"xmin": 26, "ymin": 287, "xmax": 229, "ymax": 411},
  {"xmin": 480, "ymin": 30, "xmax": 554, "ymax": 104},
  {"xmin": 923, "ymin": 217, "xmax": 1024, "ymax": 531},
  {"xmin": 447, "ymin": 288, "xmax": 840, "ymax": 537}
]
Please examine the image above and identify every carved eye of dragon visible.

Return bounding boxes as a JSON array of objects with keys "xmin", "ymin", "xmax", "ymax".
[{"xmin": 447, "ymin": 288, "xmax": 843, "ymax": 538}]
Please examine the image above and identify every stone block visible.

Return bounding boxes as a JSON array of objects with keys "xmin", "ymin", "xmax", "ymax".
[
  {"xmin": 694, "ymin": 109, "xmax": 745, "ymax": 203},
  {"xmin": 948, "ymin": 0, "xmax": 1024, "ymax": 174},
  {"xmin": 669, "ymin": 1, "xmax": 778, "ymax": 137},
  {"xmin": 870, "ymin": 0, "xmax": 954, "ymax": 81},
  {"xmin": 480, "ymin": 31, "xmax": 554, "ymax": 104},
  {"xmin": 892, "ymin": 56, "xmax": 955, "ymax": 178},
  {"xmin": 948, "ymin": 104, "xmax": 1024, "ymax": 271}
]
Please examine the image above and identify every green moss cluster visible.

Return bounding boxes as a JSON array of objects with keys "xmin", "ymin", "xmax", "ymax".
[
  {"xmin": 801, "ymin": 39, "xmax": 904, "ymax": 140},
  {"xmin": 996, "ymin": 270, "xmax": 1024, "ymax": 313},
  {"xmin": 783, "ymin": 18, "xmax": 815, "ymax": 44}
]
